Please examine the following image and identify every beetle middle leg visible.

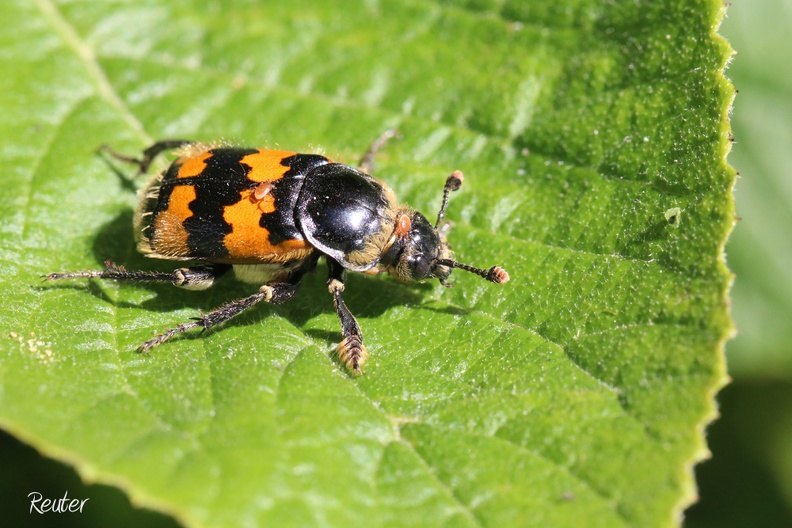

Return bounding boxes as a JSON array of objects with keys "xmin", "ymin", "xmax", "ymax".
[
  {"xmin": 138, "ymin": 282, "xmax": 299, "ymax": 352},
  {"xmin": 357, "ymin": 129, "xmax": 398, "ymax": 176},
  {"xmin": 46, "ymin": 260, "xmax": 305, "ymax": 351}
]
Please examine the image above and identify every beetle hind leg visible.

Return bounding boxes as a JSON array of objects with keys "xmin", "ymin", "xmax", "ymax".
[
  {"xmin": 45, "ymin": 260, "xmax": 286, "ymax": 350},
  {"xmin": 45, "ymin": 261, "xmax": 230, "ymax": 291},
  {"xmin": 99, "ymin": 139, "xmax": 193, "ymax": 174}
]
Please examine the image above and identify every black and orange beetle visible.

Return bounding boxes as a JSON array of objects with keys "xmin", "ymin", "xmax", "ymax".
[{"xmin": 47, "ymin": 132, "xmax": 509, "ymax": 373}]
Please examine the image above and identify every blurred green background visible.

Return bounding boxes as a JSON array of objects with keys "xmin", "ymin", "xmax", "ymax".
[
  {"xmin": 684, "ymin": 0, "xmax": 792, "ymax": 526},
  {"xmin": 1, "ymin": 1, "xmax": 788, "ymax": 526}
]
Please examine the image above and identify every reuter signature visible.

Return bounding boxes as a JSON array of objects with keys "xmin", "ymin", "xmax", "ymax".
[{"xmin": 28, "ymin": 491, "xmax": 89, "ymax": 514}]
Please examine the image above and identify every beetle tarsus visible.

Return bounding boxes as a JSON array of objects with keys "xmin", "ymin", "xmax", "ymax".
[
  {"xmin": 337, "ymin": 336, "xmax": 368, "ymax": 374},
  {"xmin": 138, "ymin": 322, "xmax": 201, "ymax": 353}
]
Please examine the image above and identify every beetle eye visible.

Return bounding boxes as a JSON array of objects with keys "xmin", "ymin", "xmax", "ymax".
[
  {"xmin": 401, "ymin": 213, "xmax": 441, "ymax": 280},
  {"xmin": 407, "ymin": 252, "xmax": 433, "ymax": 280}
]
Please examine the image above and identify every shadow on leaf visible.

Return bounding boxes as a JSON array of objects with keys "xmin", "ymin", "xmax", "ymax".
[{"xmin": 43, "ymin": 208, "xmax": 442, "ymax": 351}]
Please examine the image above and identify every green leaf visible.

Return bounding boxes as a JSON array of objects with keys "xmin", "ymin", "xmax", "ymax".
[{"xmin": 0, "ymin": 1, "xmax": 733, "ymax": 527}]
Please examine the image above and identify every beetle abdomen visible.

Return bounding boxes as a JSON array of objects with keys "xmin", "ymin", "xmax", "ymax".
[{"xmin": 136, "ymin": 144, "xmax": 327, "ymax": 264}]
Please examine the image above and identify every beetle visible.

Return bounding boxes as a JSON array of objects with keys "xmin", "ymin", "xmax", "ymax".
[{"xmin": 46, "ymin": 132, "xmax": 509, "ymax": 373}]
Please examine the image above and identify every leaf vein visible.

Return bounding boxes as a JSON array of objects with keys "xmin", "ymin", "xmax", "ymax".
[{"xmin": 34, "ymin": 0, "xmax": 151, "ymax": 144}]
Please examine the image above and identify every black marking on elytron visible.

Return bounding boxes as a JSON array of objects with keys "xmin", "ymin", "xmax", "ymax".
[
  {"xmin": 143, "ymin": 148, "xmax": 253, "ymax": 259},
  {"xmin": 259, "ymin": 153, "xmax": 330, "ymax": 245},
  {"xmin": 144, "ymin": 161, "xmax": 186, "ymax": 230},
  {"xmin": 182, "ymin": 148, "xmax": 261, "ymax": 258},
  {"xmin": 140, "ymin": 160, "xmax": 204, "ymax": 244},
  {"xmin": 147, "ymin": 150, "xmax": 332, "ymax": 259}
]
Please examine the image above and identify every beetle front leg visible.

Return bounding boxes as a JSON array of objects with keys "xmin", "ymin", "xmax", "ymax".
[{"xmin": 327, "ymin": 259, "xmax": 367, "ymax": 374}]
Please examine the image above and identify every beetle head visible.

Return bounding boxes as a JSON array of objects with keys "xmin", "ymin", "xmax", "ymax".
[{"xmin": 380, "ymin": 172, "xmax": 509, "ymax": 287}]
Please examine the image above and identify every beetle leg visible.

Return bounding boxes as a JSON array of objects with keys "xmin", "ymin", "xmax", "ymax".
[
  {"xmin": 99, "ymin": 139, "xmax": 192, "ymax": 174},
  {"xmin": 327, "ymin": 259, "xmax": 367, "ymax": 374},
  {"xmin": 45, "ymin": 260, "xmax": 301, "ymax": 351},
  {"xmin": 45, "ymin": 261, "xmax": 231, "ymax": 291},
  {"xmin": 357, "ymin": 129, "xmax": 398, "ymax": 176},
  {"xmin": 138, "ymin": 282, "xmax": 299, "ymax": 352}
]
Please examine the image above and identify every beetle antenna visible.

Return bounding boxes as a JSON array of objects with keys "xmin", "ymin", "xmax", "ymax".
[
  {"xmin": 436, "ymin": 259, "xmax": 510, "ymax": 285},
  {"xmin": 435, "ymin": 171, "xmax": 464, "ymax": 228}
]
